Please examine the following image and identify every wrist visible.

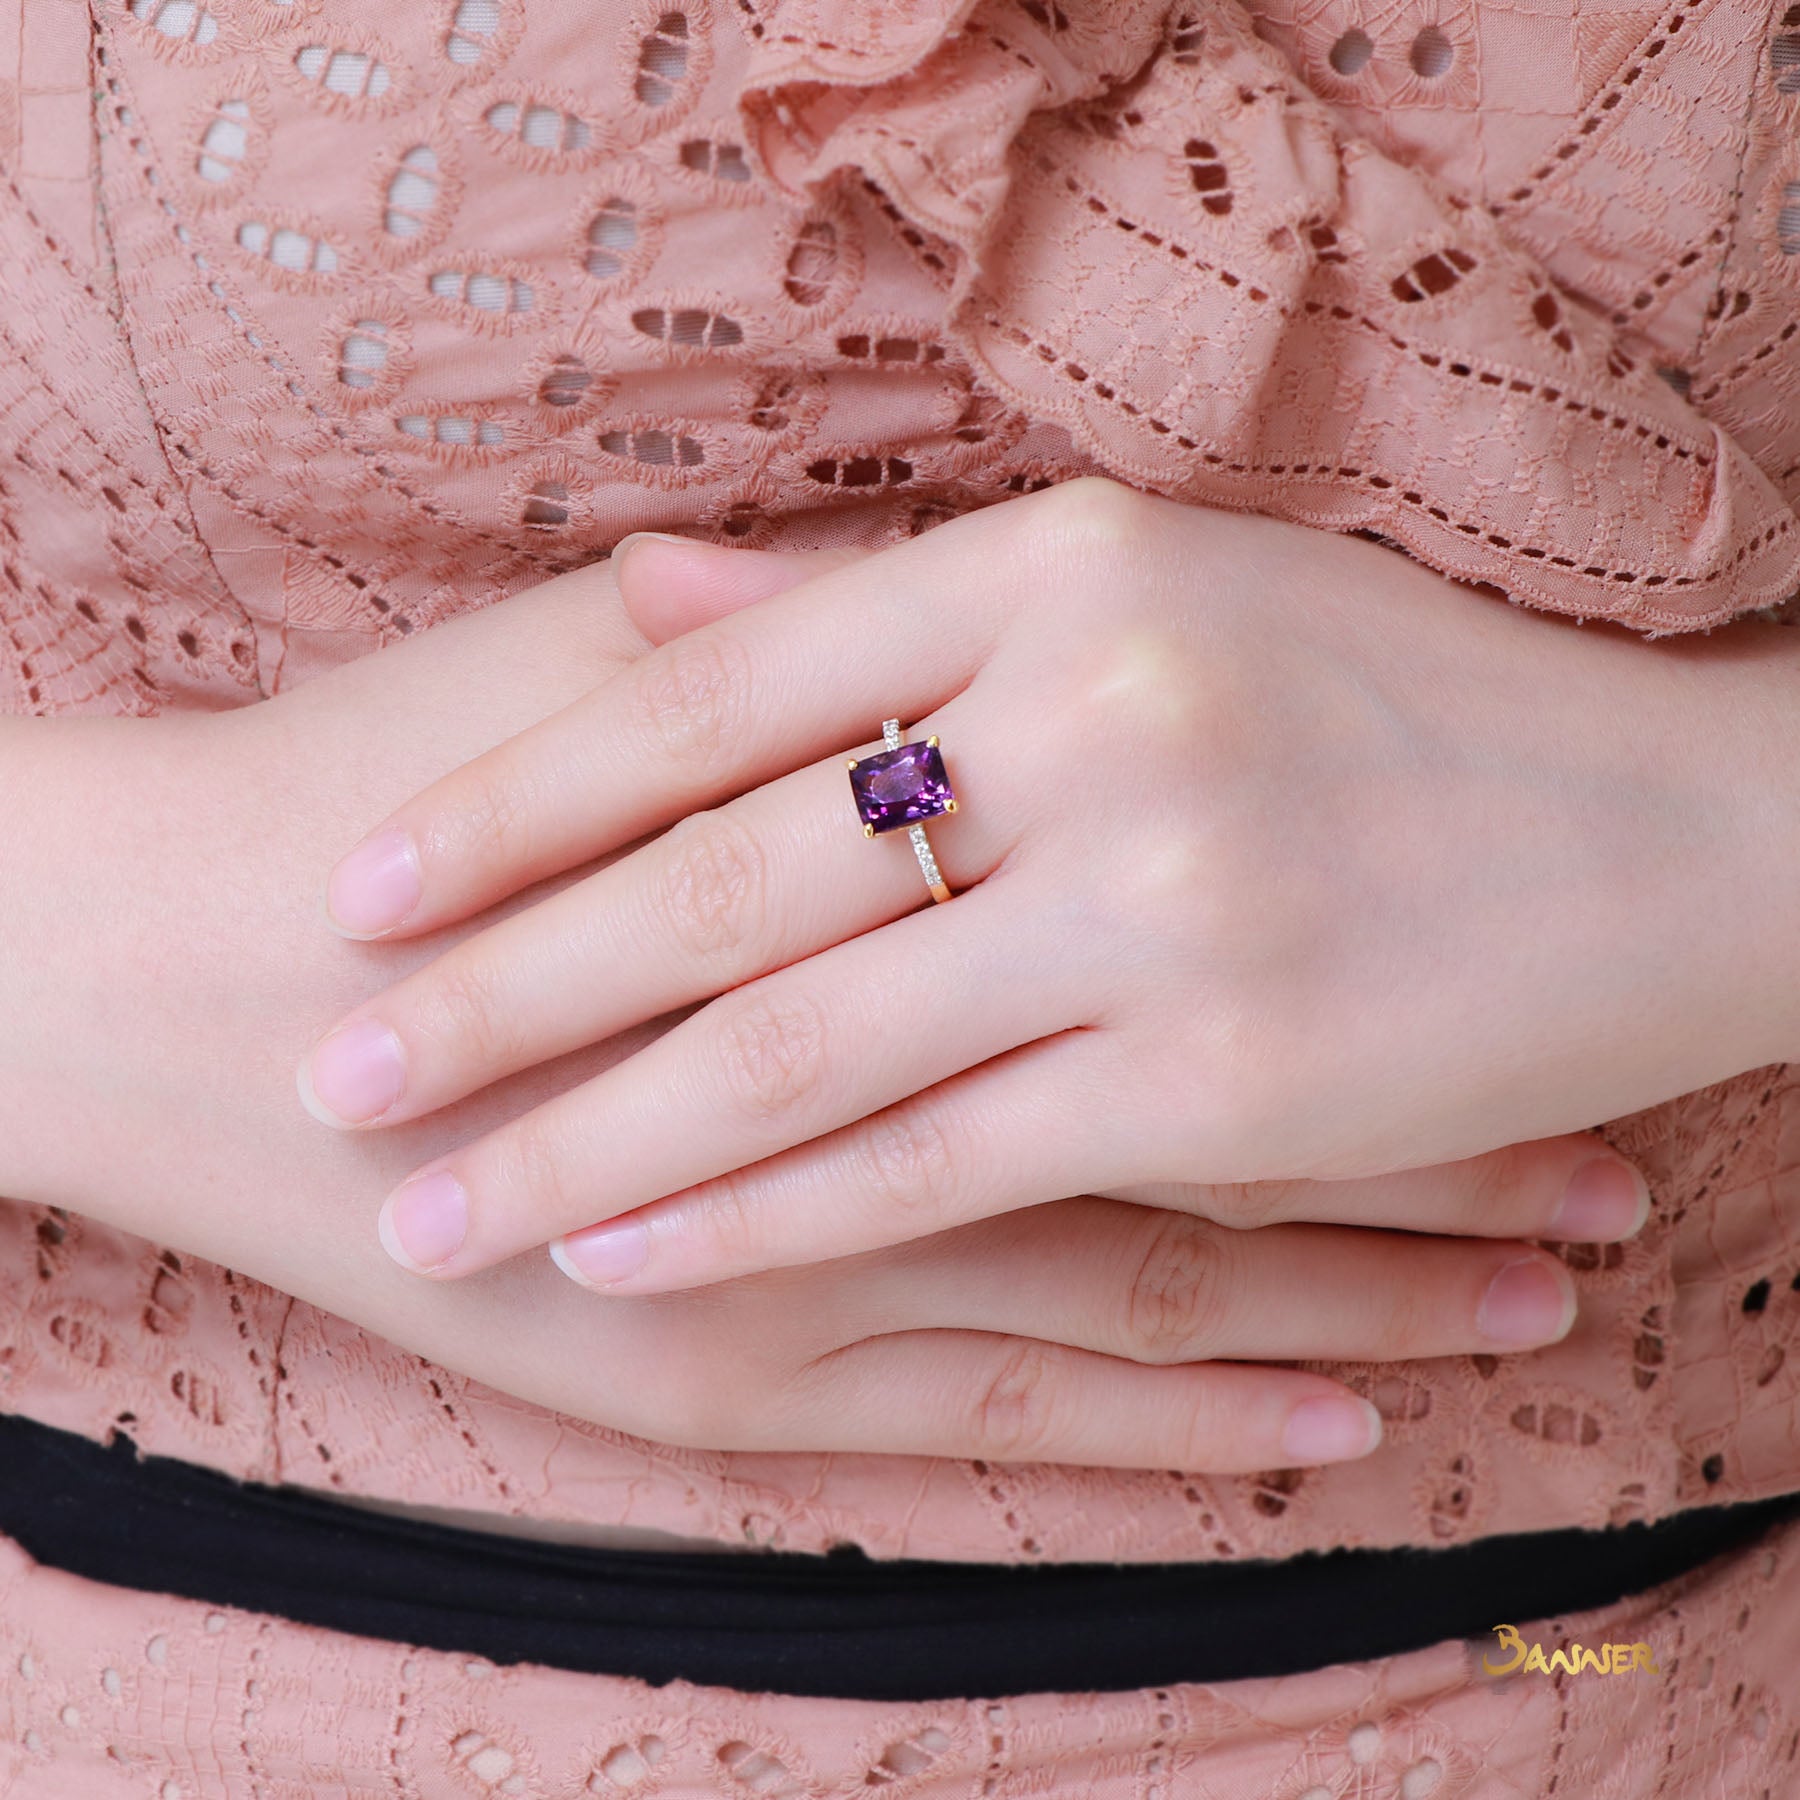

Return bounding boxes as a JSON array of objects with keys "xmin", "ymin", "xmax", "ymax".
[
  {"xmin": 1660, "ymin": 618, "xmax": 1800, "ymax": 1071},
  {"xmin": 0, "ymin": 715, "xmax": 167, "ymax": 1208}
]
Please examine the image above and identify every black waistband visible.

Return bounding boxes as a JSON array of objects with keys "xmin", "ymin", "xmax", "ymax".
[{"xmin": 4, "ymin": 1411, "xmax": 1796, "ymax": 1702}]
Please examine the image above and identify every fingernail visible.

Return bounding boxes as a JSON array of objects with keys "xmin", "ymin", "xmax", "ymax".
[
  {"xmin": 298, "ymin": 1018, "xmax": 404, "ymax": 1127},
  {"xmin": 1550, "ymin": 1157, "xmax": 1650, "ymax": 1241},
  {"xmin": 551, "ymin": 1220, "xmax": 650, "ymax": 1289},
  {"xmin": 1477, "ymin": 1256, "xmax": 1578, "ymax": 1348},
  {"xmin": 612, "ymin": 531, "xmax": 696, "ymax": 572},
  {"xmin": 325, "ymin": 827, "xmax": 420, "ymax": 938},
  {"xmin": 378, "ymin": 1170, "xmax": 468, "ymax": 1274},
  {"xmin": 1280, "ymin": 1395, "xmax": 1382, "ymax": 1464}
]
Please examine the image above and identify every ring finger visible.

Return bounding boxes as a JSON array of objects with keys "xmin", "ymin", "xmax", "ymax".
[
  {"xmin": 297, "ymin": 702, "xmax": 1012, "ymax": 1133},
  {"xmin": 779, "ymin": 1331, "xmax": 1381, "ymax": 1472},
  {"xmin": 547, "ymin": 1031, "xmax": 1649, "ymax": 1291},
  {"xmin": 849, "ymin": 1195, "xmax": 1579, "ymax": 1364},
  {"xmin": 758, "ymin": 1205, "xmax": 1576, "ymax": 1470},
  {"xmin": 373, "ymin": 877, "xmax": 1093, "ymax": 1276}
]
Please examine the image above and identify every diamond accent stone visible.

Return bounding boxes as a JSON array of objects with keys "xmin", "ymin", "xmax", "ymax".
[{"xmin": 908, "ymin": 823, "xmax": 943, "ymax": 888}]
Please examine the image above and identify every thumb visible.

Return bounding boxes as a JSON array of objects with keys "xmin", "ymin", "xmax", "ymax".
[{"xmin": 610, "ymin": 535, "xmax": 872, "ymax": 646}]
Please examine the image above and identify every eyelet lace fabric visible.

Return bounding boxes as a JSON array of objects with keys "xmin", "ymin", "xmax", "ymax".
[
  {"xmin": 3, "ymin": 0, "xmax": 1800, "ymax": 1790},
  {"xmin": 3, "ymin": 1523, "xmax": 1798, "ymax": 1797}
]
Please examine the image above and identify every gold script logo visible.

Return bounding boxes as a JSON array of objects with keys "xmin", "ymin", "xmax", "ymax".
[{"xmin": 1481, "ymin": 1624, "xmax": 1660, "ymax": 1677}]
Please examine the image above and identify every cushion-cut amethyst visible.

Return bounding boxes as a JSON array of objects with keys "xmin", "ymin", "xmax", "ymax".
[{"xmin": 849, "ymin": 740, "xmax": 953, "ymax": 834}]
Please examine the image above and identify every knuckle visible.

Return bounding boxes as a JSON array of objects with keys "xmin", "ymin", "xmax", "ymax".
[
  {"xmin": 493, "ymin": 1105, "xmax": 581, "ymax": 1233},
  {"xmin": 626, "ymin": 630, "xmax": 752, "ymax": 770},
  {"xmin": 1040, "ymin": 476, "xmax": 1159, "ymax": 555},
  {"xmin": 970, "ymin": 1341, "xmax": 1065, "ymax": 1461},
  {"xmin": 715, "ymin": 989, "xmax": 830, "ymax": 1127},
  {"xmin": 1461, "ymin": 1143, "xmax": 1531, "ymax": 1228},
  {"xmin": 1167, "ymin": 1382, "xmax": 1236, "ymax": 1473},
  {"xmin": 427, "ymin": 764, "xmax": 541, "ymax": 881},
  {"xmin": 1122, "ymin": 1214, "xmax": 1237, "ymax": 1362},
  {"xmin": 411, "ymin": 951, "xmax": 529, "ymax": 1072},
  {"xmin": 683, "ymin": 1165, "xmax": 765, "ymax": 1270},
  {"xmin": 1366, "ymin": 1269, "xmax": 1439, "ymax": 1359},
  {"xmin": 851, "ymin": 1102, "xmax": 962, "ymax": 1231},
  {"xmin": 656, "ymin": 812, "xmax": 770, "ymax": 967}
]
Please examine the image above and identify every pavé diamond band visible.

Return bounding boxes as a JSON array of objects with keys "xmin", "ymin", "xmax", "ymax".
[{"xmin": 846, "ymin": 718, "xmax": 956, "ymax": 904}]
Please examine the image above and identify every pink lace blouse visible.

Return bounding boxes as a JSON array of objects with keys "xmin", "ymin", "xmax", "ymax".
[
  {"xmin": 10, "ymin": 7, "xmax": 1800, "ymax": 1792},
  {"xmin": 3, "ymin": 2, "xmax": 1800, "ymax": 1789}
]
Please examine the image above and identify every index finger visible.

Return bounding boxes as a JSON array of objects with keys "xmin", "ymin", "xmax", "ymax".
[{"xmin": 318, "ymin": 525, "xmax": 1008, "ymax": 940}]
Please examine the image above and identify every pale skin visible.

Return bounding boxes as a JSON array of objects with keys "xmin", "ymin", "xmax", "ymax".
[
  {"xmin": 13, "ymin": 481, "xmax": 1754, "ymax": 1487},
  {"xmin": 304, "ymin": 481, "xmax": 1800, "ymax": 1329},
  {"xmin": 261, "ymin": 474, "xmax": 1792, "ymax": 1464}
]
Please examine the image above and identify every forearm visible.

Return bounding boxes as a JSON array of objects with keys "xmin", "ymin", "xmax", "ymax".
[
  {"xmin": 0, "ymin": 714, "xmax": 165, "ymax": 1208},
  {"xmin": 0, "ymin": 724, "xmax": 674, "ymax": 1434},
  {"xmin": 1619, "ymin": 612, "xmax": 1800, "ymax": 1071},
  {"xmin": 0, "ymin": 554, "xmax": 651, "ymax": 1213},
  {"xmin": 0, "ymin": 573, "xmax": 737, "ymax": 1432}
]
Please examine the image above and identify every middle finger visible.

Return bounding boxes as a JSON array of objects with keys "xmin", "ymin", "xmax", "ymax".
[
  {"xmin": 851, "ymin": 1195, "xmax": 1581, "ymax": 1365},
  {"xmin": 370, "ymin": 874, "xmax": 1091, "ymax": 1276},
  {"xmin": 297, "ymin": 702, "xmax": 1015, "ymax": 1133}
]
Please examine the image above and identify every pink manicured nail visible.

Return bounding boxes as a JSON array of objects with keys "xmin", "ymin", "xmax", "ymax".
[
  {"xmin": 325, "ymin": 827, "xmax": 421, "ymax": 938},
  {"xmin": 1280, "ymin": 1395, "xmax": 1382, "ymax": 1464},
  {"xmin": 1477, "ymin": 1256, "xmax": 1577, "ymax": 1348},
  {"xmin": 1550, "ymin": 1157, "xmax": 1649, "ymax": 1242},
  {"xmin": 551, "ymin": 1220, "xmax": 650, "ymax": 1289},
  {"xmin": 300, "ymin": 1018, "xmax": 404, "ymax": 1126},
  {"xmin": 378, "ymin": 1171, "xmax": 468, "ymax": 1274}
]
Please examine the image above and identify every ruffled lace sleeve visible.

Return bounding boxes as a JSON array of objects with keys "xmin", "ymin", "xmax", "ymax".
[{"xmin": 738, "ymin": 0, "xmax": 1799, "ymax": 634}]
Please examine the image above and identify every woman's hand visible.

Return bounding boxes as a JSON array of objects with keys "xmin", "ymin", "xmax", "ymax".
[
  {"xmin": 3, "ymin": 542, "xmax": 1598, "ymax": 1471},
  {"xmin": 293, "ymin": 478, "xmax": 1793, "ymax": 1300}
]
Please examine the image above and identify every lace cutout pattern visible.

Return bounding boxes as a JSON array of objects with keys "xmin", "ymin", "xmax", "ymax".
[
  {"xmin": 1, "ymin": 1518, "xmax": 1798, "ymax": 1794},
  {"xmin": 0, "ymin": 0, "xmax": 1795, "ymax": 1591},
  {"xmin": 4, "ymin": 1063, "xmax": 1799, "ymax": 1568}
]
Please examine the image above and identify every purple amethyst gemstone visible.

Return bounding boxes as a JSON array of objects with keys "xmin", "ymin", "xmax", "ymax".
[{"xmin": 849, "ymin": 740, "xmax": 953, "ymax": 834}]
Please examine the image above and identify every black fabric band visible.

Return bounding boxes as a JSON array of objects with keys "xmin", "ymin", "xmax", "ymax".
[{"xmin": 4, "ymin": 1411, "xmax": 1796, "ymax": 1702}]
